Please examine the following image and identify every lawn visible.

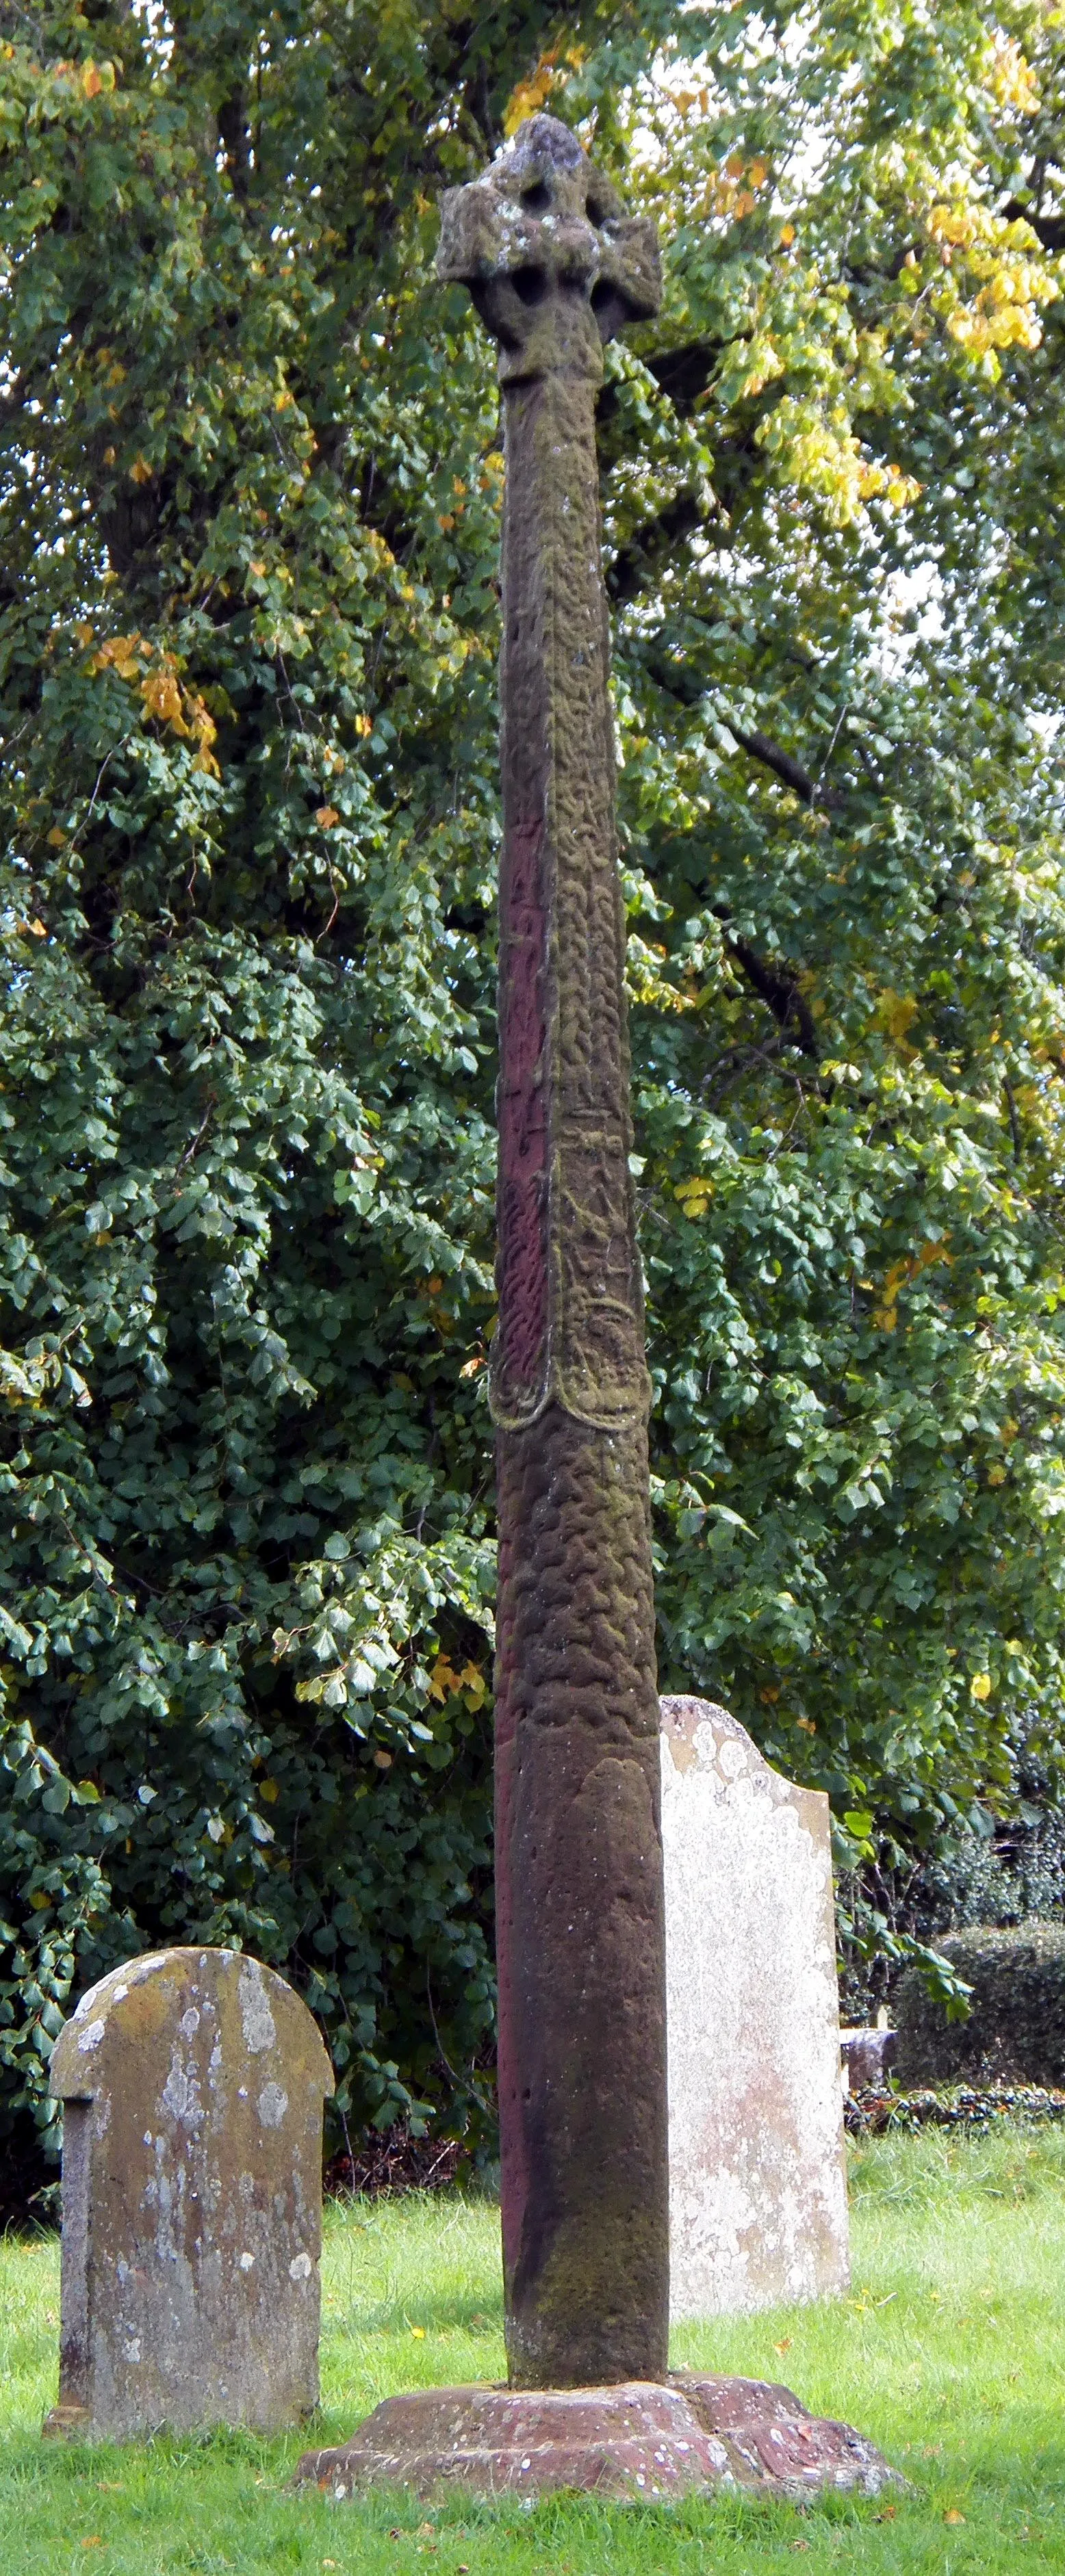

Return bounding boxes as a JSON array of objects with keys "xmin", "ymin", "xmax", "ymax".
[{"xmin": 2, "ymin": 2122, "xmax": 1064, "ymax": 2573}]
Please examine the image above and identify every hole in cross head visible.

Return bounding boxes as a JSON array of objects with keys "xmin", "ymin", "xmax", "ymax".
[
  {"xmin": 586, "ymin": 193, "xmax": 609, "ymax": 227},
  {"xmin": 590, "ymin": 277, "xmax": 636, "ymax": 338},
  {"xmin": 521, "ymin": 178, "xmax": 551, "ymax": 212},
  {"xmin": 512, "ymin": 265, "xmax": 549, "ymax": 307}
]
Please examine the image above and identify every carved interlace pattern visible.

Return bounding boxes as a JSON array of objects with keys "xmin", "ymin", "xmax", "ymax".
[
  {"xmin": 436, "ymin": 117, "xmax": 669, "ymax": 2394},
  {"xmin": 438, "ymin": 115, "xmax": 661, "ymax": 1431}
]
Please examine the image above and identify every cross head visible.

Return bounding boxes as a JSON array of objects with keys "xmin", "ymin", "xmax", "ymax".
[{"xmin": 437, "ymin": 112, "xmax": 661, "ymax": 382}]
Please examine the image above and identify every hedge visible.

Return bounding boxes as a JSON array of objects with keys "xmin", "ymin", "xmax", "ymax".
[{"xmin": 893, "ymin": 1922, "xmax": 1065, "ymax": 2087}]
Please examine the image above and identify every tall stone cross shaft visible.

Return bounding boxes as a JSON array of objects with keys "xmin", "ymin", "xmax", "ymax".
[{"xmin": 438, "ymin": 116, "xmax": 669, "ymax": 2390}]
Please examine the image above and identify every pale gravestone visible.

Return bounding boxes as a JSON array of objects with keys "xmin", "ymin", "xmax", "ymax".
[
  {"xmin": 662, "ymin": 1697, "xmax": 849, "ymax": 2317},
  {"xmin": 43, "ymin": 1947, "xmax": 333, "ymax": 2441}
]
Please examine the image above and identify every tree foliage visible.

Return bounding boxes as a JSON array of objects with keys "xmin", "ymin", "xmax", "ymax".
[{"xmin": 3, "ymin": 0, "xmax": 1065, "ymax": 2176}]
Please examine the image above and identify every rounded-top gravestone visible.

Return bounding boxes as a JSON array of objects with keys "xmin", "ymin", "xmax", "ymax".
[{"xmin": 43, "ymin": 1946, "xmax": 334, "ymax": 2442}]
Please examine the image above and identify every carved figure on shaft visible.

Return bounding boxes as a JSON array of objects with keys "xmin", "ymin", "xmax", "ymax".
[{"xmin": 437, "ymin": 114, "xmax": 667, "ymax": 2390}]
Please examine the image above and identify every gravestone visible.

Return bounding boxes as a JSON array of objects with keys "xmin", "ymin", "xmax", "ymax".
[
  {"xmin": 42, "ymin": 1947, "xmax": 333, "ymax": 2441},
  {"xmin": 662, "ymin": 1698, "xmax": 849, "ymax": 2317}
]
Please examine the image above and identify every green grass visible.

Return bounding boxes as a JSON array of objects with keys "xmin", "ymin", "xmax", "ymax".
[{"xmin": 3, "ymin": 2124, "xmax": 1065, "ymax": 2572}]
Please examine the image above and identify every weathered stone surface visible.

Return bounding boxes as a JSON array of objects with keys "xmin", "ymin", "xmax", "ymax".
[
  {"xmin": 437, "ymin": 114, "xmax": 669, "ymax": 2389},
  {"xmin": 43, "ymin": 1946, "xmax": 333, "ymax": 2441},
  {"xmin": 495, "ymin": 1409, "xmax": 667, "ymax": 2391},
  {"xmin": 672, "ymin": 2374, "xmax": 898, "ymax": 2496},
  {"xmin": 293, "ymin": 2374, "xmax": 899, "ymax": 2503},
  {"xmin": 662, "ymin": 1698, "xmax": 849, "ymax": 2317}
]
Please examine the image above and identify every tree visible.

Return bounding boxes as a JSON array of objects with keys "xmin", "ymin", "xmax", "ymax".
[{"xmin": 3, "ymin": 0, "xmax": 1065, "ymax": 2185}]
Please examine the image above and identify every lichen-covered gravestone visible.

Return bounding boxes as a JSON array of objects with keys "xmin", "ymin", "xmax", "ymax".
[
  {"xmin": 662, "ymin": 1699, "xmax": 849, "ymax": 2317},
  {"xmin": 43, "ymin": 1947, "xmax": 333, "ymax": 2441}
]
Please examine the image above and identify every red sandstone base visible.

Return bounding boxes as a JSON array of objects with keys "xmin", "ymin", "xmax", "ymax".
[{"xmin": 294, "ymin": 2374, "xmax": 899, "ymax": 2504}]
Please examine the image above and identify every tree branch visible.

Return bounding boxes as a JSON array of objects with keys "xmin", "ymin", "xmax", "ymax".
[
  {"xmin": 721, "ymin": 926, "xmax": 821, "ymax": 1058},
  {"xmin": 1002, "ymin": 197, "xmax": 1065, "ymax": 253},
  {"xmin": 607, "ymin": 491, "xmax": 707, "ymax": 601},
  {"xmin": 727, "ymin": 721, "xmax": 817, "ymax": 805},
  {"xmin": 218, "ymin": 86, "xmax": 251, "ymax": 201},
  {"xmin": 645, "ymin": 339, "xmax": 721, "ymax": 411}
]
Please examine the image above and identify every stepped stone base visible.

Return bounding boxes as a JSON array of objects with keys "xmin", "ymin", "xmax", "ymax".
[{"xmin": 294, "ymin": 2373, "xmax": 899, "ymax": 2504}]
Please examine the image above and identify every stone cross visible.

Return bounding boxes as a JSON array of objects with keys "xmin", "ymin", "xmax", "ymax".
[
  {"xmin": 42, "ymin": 1947, "xmax": 334, "ymax": 2441},
  {"xmin": 437, "ymin": 115, "xmax": 667, "ymax": 2389}
]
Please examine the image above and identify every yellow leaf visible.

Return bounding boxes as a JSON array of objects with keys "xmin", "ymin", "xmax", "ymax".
[
  {"xmin": 47, "ymin": 827, "xmax": 66, "ymax": 846},
  {"xmin": 990, "ymin": 38, "xmax": 1039, "ymax": 114},
  {"xmin": 21, "ymin": 918, "xmax": 47, "ymax": 938},
  {"xmin": 129, "ymin": 456, "xmax": 153, "ymax": 485},
  {"xmin": 410, "ymin": 2325, "xmax": 426, "ymax": 2339},
  {"xmin": 188, "ymin": 696, "xmax": 220, "ymax": 775},
  {"xmin": 502, "ymin": 41, "xmax": 586, "ymax": 135},
  {"xmin": 315, "ymin": 805, "xmax": 339, "ymax": 828},
  {"xmin": 140, "ymin": 664, "xmax": 187, "ymax": 731},
  {"xmin": 875, "ymin": 989, "xmax": 919, "ymax": 1045},
  {"xmin": 373, "ymin": 1749, "xmax": 393, "ymax": 1771},
  {"xmin": 74, "ymin": 621, "xmax": 94, "ymax": 648},
  {"xmin": 943, "ymin": 2509, "xmax": 966, "ymax": 2527},
  {"xmin": 259, "ymin": 1779, "xmax": 280, "ymax": 1804},
  {"xmin": 970, "ymin": 1674, "xmax": 992, "ymax": 1702},
  {"xmin": 81, "ymin": 60, "xmax": 103, "ymax": 97},
  {"xmin": 675, "ymin": 1176, "xmax": 711, "ymax": 1219},
  {"xmin": 428, "ymin": 1655, "xmax": 462, "ymax": 1704},
  {"xmin": 28, "ymin": 1890, "xmax": 51, "ymax": 1911},
  {"xmin": 459, "ymin": 1355, "xmax": 483, "ymax": 1378},
  {"xmin": 779, "ymin": 222, "xmax": 796, "ymax": 248},
  {"xmin": 91, "ymin": 632, "xmax": 146, "ymax": 681},
  {"xmin": 987, "ymin": 1463, "xmax": 1007, "ymax": 1486}
]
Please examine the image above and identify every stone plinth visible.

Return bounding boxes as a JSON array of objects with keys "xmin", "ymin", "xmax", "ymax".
[
  {"xmin": 43, "ymin": 1947, "xmax": 333, "ymax": 2441},
  {"xmin": 294, "ymin": 2374, "xmax": 898, "ymax": 2503},
  {"xmin": 662, "ymin": 1697, "xmax": 849, "ymax": 2317}
]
